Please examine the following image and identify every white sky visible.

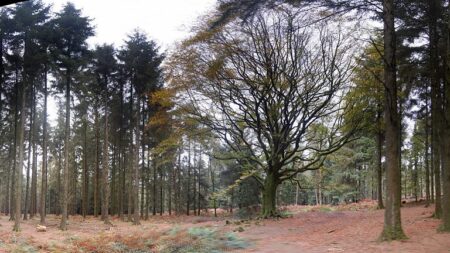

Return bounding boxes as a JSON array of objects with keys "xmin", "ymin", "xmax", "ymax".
[
  {"xmin": 39, "ymin": 0, "xmax": 217, "ymax": 125},
  {"xmin": 43, "ymin": 0, "xmax": 217, "ymax": 50}
]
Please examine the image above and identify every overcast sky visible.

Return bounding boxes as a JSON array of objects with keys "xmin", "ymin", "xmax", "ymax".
[
  {"xmin": 38, "ymin": 0, "xmax": 216, "ymax": 124},
  {"xmin": 42, "ymin": 0, "xmax": 217, "ymax": 49}
]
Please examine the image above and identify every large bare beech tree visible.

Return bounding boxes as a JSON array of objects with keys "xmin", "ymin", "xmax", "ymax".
[{"xmin": 170, "ymin": 10, "xmax": 357, "ymax": 217}]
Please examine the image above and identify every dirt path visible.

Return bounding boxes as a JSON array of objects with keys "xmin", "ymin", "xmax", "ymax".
[{"xmin": 238, "ymin": 203, "xmax": 450, "ymax": 253}]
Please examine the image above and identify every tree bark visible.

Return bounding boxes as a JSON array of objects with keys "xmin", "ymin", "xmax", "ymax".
[
  {"xmin": 13, "ymin": 79, "xmax": 26, "ymax": 232},
  {"xmin": 82, "ymin": 115, "xmax": 88, "ymax": 219},
  {"xmin": 425, "ymin": 101, "xmax": 431, "ymax": 206},
  {"xmin": 186, "ymin": 139, "xmax": 191, "ymax": 216},
  {"xmin": 430, "ymin": 0, "xmax": 442, "ymax": 219},
  {"xmin": 414, "ymin": 156, "xmax": 419, "ymax": 202},
  {"xmin": 380, "ymin": 0, "xmax": 406, "ymax": 240},
  {"xmin": 101, "ymin": 100, "xmax": 110, "ymax": 224},
  {"xmin": 40, "ymin": 65, "xmax": 48, "ymax": 225},
  {"xmin": 140, "ymin": 101, "xmax": 145, "ymax": 219},
  {"xmin": 132, "ymin": 92, "xmax": 141, "ymax": 225},
  {"xmin": 261, "ymin": 171, "xmax": 279, "ymax": 218},
  {"xmin": 59, "ymin": 72, "xmax": 71, "ymax": 231},
  {"xmin": 24, "ymin": 95, "xmax": 33, "ymax": 221},
  {"xmin": 111, "ymin": 143, "xmax": 117, "ymax": 216},
  {"xmin": 377, "ymin": 130, "xmax": 384, "ymax": 209},
  {"xmin": 94, "ymin": 105, "xmax": 100, "ymax": 217},
  {"xmin": 160, "ymin": 168, "xmax": 163, "ymax": 216},
  {"xmin": 10, "ymin": 72, "xmax": 19, "ymax": 221},
  {"xmin": 30, "ymin": 85, "xmax": 38, "ymax": 218},
  {"xmin": 440, "ymin": 0, "xmax": 450, "ymax": 231},
  {"xmin": 127, "ymin": 88, "xmax": 134, "ymax": 222}
]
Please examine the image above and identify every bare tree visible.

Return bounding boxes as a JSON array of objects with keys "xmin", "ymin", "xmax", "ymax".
[{"xmin": 170, "ymin": 10, "xmax": 358, "ymax": 217}]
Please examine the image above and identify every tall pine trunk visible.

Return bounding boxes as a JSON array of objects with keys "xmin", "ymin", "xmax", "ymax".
[
  {"xmin": 118, "ymin": 82, "xmax": 124, "ymax": 220},
  {"xmin": 59, "ymin": 72, "xmax": 71, "ymax": 231},
  {"xmin": 380, "ymin": 0, "xmax": 406, "ymax": 240},
  {"xmin": 440, "ymin": 0, "xmax": 450, "ymax": 231},
  {"xmin": 82, "ymin": 115, "xmax": 88, "ymax": 219},
  {"xmin": 430, "ymin": 0, "xmax": 442, "ymax": 219},
  {"xmin": 40, "ymin": 65, "xmax": 48, "ymax": 225},
  {"xmin": 127, "ymin": 88, "xmax": 134, "ymax": 222},
  {"xmin": 101, "ymin": 98, "xmax": 111, "ymax": 224},
  {"xmin": 24, "ymin": 94, "xmax": 33, "ymax": 221},
  {"xmin": 132, "ymin": 91, "xmax": 141, "ymax": 225},
  {"xmin": 377, "ymin": 130, "xmax": 384, "ymax": 209},
  {"xmin": 13, "ymin": 80, "xmax": 26, "ymax": 232},
  {"xmin": 425, "ymin": 99, "xmax": 431, "ymax": 206},
  {"xmin": 10, "ymin": 72, "xmax": 19, "ymax": 221},
  {"xmin": 30, "ymin": 85, "xmax": 38, "ymax": 218},
  {"xmin": 94, "ymin": 105, "xmax": 100, "ymax": 217}
]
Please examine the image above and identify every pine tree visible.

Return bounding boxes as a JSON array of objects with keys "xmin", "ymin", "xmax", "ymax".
[{"xmin": 52, "ymin": 3, "xmax": 93, "ymax": 230}]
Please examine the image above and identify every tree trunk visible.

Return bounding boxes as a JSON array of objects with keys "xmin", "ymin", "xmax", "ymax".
[
  {"xmin": 197, "ymin": 158, "xmax": 201, "ymax": 216},
  {"xmin": 24, "ymin": 97, "xmax": 33, "ymax": 221},
  {"xmin": 414, "ymin": 157, "xmax": 419, "ymax": 202},
  {"xmin": 425, "ymin": 103, "xmax": 431, "ymax": 206},
  {"xmin": 377, "ymin": 111, "xmax": 384, "ymax": 209},
  {"xmin": 10, "ymin": 75, "xmax": 19, "ymax": 221},
  {"xmin": 13, "ymin": 79, "xmax": 26, "ymax": 232},
  {"xmin": 111, "ymin": 144, "xmax": 117, "ymax": 216},
  {"xmin": 153, "ymin": 159, "xmax": 157, "ymax": 216},
  {"xmin": 127, "ymin": 87, "xmax": 134, "ymax": 222},
  {"xmin": 5, "ymin": 136, "xmax": 13, "ymax": 215},
  {"xmin": 431, "ymin": 149, "xmax": 435, "ymax": 203},
  {"xmin": 132, "ymin": 93, "xmax": 141, "ymax": 225},
  {"xmin": 101, "ymin": 100, "xmax": 110, "ymax": 224},
  {"xmin": 430, "ymin": 0, "xmax": 443, "ymax": 219},
  {"xmin": 82, "ymin": 115, "xmax": 88, "ymax": 219},
  {"xmin": 30, "ymin": 92, "xmax": 38, "ymax": 218},
  {"xmin": 380, "ymin": 0, "xmax": 406, "ymax": 240},
  {"xmin": 40, "ymin": 65, "xmax": 48, "ymax": 225},
  {"xmin": 28, "ymin": 84, "xmax": 38, "ymax": 218},
  {"xmin": 56, "ymin": 147, "xmax": 62, "ymax": 216},
  {"xmin": 176, "ymin": 148, "xmax": 182, "ymax": 214},
  {"xmin": 186, "ymin": 139, "xmax": 191, "ymax": 216},
  {"xmin": 193, "ymin": 145, "xmax": 197, "ymax": 215},
  {"xmin": 119, "ymin": 154, "xmax": 125, "ymax": 220},
  {"xmin": 442, "ymin": 122, "xmax": 450, "ymax": 231},
  {"xmin": 169, "ymin": 165, "xmax": 173, "ymax": 216},
  {"xmin": 160, "ymin": 169, "xmax": 163, "ymax": 216},
  {"xmin": 59, "ymin": 72, "xmax": 71, "ymax": 231},
  {"xmin": 145, "ymin": 148, "xmax": 150, "ymax": 220},
  {"xmin": 261, "ymin": 171, "xmax": 279, "ymax": 218},
  {"xmin": 118, "ymin": 82, "xmax": 124, "ymax": 219},
  {"xmin": 440, "ymin": 0, "xmax": 450, "ymax": 231},
  {"xmin": 94, "ymin": 105, "xmax": 100, "ymax": 217}
]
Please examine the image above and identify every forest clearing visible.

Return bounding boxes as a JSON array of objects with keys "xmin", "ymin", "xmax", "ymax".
[
  {"xmin": 2, "ymin": 0, "xmax": 450, "ymax": 252},
  {"xmin": 0, "ymin": 201, "xmax": 448, "ymax": 252}
]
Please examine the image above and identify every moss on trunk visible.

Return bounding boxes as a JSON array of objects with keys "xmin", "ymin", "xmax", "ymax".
[{"xmin": 261, "ymin": 172, "xmax": 279, "ymax": 218}]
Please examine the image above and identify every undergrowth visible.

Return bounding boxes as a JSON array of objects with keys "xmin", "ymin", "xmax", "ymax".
[
  {"xmin": 67, "ymin": 226, "xmax": 248, "ymax": 253},
  {"xmin": 158, "ymin": 226, "xmax": 249, "ymax": 253}
]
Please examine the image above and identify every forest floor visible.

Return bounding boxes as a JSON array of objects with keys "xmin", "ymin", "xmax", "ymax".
[{"xmin": 0, "ymin": 200, "xmax": 449, "ymax": 252}]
